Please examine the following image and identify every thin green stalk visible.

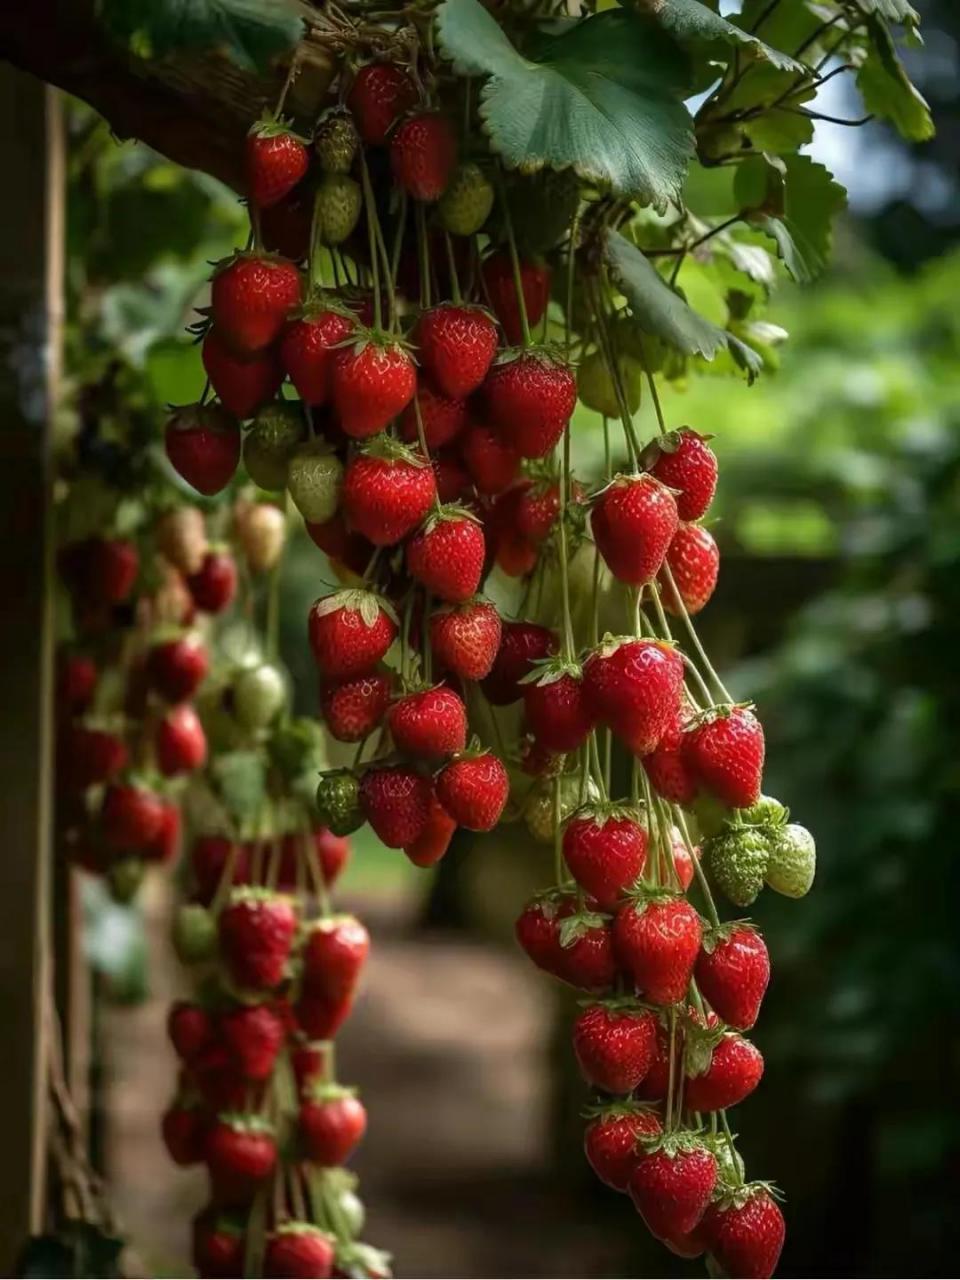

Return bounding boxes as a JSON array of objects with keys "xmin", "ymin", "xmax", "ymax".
[
  {"xmin": 553, "ymin": 776, "xmax": 564, "ymax": 885},
  {"xmin": 665, "ymin": 1007, "xmax": 678, "ymax": 1134},
  {"xmin": 358, "ymin": 152, "xmax": 382, "ymax": 331},
  {"xmin": 443, "ymin": 231, "xmax": 462, "ymax": 304},
  {"xmin": 673, "ymin": 806, "xmax": 720, "ymax": 930},
  {"xmin": 656, "ymin": 570, "xmax": 733, "ymax": 703},
  {"xmin": 495, "ymin": 167, "xmax": 532, "ymax": 347},
  {"xmin": 591, "ymin": 284, "xmax": 642, "ymax": 464}
]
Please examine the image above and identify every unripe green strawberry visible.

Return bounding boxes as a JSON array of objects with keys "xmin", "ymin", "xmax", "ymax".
[
  {"xmin": 315, "ymin": 769, "xmax": 363, "ymax": 837},
  {"xmin": 286, "ymin": 442, "xmax": 344, "ymax": 523},
  {"xmin": 233, "ymin": 663, "xmax": 287, "ymax": 729},
  {"xmin": 577, "ymin": 348, "xmax": 643, "ymax": 418},
  {"xmin": 501, "ymin": 169, "xmax": 581, "ymax": 254},
  {"xmin": 437, "ymin": 162, "xmax": 494, "ymax": 237},
  {"xmin": 315, "ymin": 174, "xmax": 362, "ymax": 246},
  {"xmin": 172, "ymin": 903, "xmax": 217, "ymax": 964},
  {"xmin": 243, "ymin": 402, "xmax": 304, "ymax": 491},
  {"xmin": 705, "ymin": 827, "xmax": 770, "ymax": 907},
  {"xmin": 108, "ymin": 857, "xmax": 145, "ymax": 904},
  {"xmin": 314, "ymin": 108, "xmax": 359, "ymax": 175},
  {"xmin": 525, "ymin": 774, "xmax": 599, "ymax": 844},
  {"xmin": 739, "ymin": 793, "xmax": 788, "ymax": 829},
  {"xmin": 765, "ymin": 822, "xmax": 816, "ymax": 898}
]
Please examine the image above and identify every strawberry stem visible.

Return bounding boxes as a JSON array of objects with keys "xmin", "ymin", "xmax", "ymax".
[
  {"xmin": 358, "ymin": 151, "xmax": 383, "ymax": 331},
  {"xmin": 654, "ymin": 572, "xmax": 733, "ymax": 703},
  {"xmin": 589, "ymin": 283, "xmax": 642, "ymax": 465},
  {"xmin": 443, "ymin": 230, "xmax": 462, "ymax": 305},
  {"xmin": 494, "ymin": 166, "xmax": 532, "ymax": 347},
  {"xmin": 673, "ymin": 805, "xmax": 721, "ymax": 930}
]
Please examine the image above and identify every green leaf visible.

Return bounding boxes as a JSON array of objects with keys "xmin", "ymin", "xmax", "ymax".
[
  {"xmin": 98, "ymin": 0, "xmax": 304, "ymax": 74},
  {"xmin": 733, "ymin": 0, "xmax": 826, "ymax": 55},
  {"xmin": 604, "ymin": 228, "xmax": 762, "ymax": 380},
  {"xmin": 212, "ymin": 750, "xmax": 267, "ymax": 822},
  {"xmin": 435, "ymin": 0, "xmax": 694, "ymax": 209},
  {"xmin": 856, "ymin": 0, "xmax": 920, "ymax": 28},
  {"xmin": 856, "ymin": 15, "xmax": 934, "ymax": 142},
  {"xmin": 736, "ymin": 154, "xmax": 847, "ymax": 284},
  {"xmin": 635, "ymin": 0, "xmax": 803, "ymax": 72}
]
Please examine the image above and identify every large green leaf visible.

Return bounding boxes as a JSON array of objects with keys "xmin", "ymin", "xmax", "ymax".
[
  {"xmin": 856, "ymin": 0, "xmax": 920, "ymax": 28},
  {"xmin": 635, "ymin": 0, "xmax": 803, "ymax": 72},
  {"xmin": 604, "ymin": 228, "xmax": 762, "ymax": 380},
  {"xmin": 435, "ymin": 0, "xmax": 694, "ymax": 210},
  {"xmin": 98, "ymin": 0, "xmax": 304, "ymax": 73},
  {"xmin": 735, "ymin": 154, "xmax": 846, "ymax": 284},
  {"xmin": 856, "ymin": 14, "xmax": 934, "ymax": 142}
]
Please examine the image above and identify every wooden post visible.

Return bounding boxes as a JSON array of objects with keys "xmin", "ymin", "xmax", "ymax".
[{"xmin": 0, "ymin": 70, "xmax": 64, "ymax": 1271}]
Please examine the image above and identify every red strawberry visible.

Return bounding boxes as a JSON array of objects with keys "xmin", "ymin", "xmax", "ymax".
[
  {"xmin": 341, "ymin": 441, "xmax": 436, "ymax": 545},
  {"xmin": 162, "ymin": 1102, "xmax": 207, "ymax": 1166},
  {"xmin": 695, "ymin": 923, "xmax": 770, "ymax": 1030},
  {"xmin": 302, "ymin": 914, "xmax": 369, "ymax": 1001},
  {"xmin": 191, "ymin": 1045, "xmax": 248, "ymax": 1113},
  {"xmin": 210, "ymin": 253, "xmax": 300, "ymax": 357},
  {"xmin": 700, "ymin": 1186, "xmax": 785, "ymax": 1280},
  {"xmin": 390, "ymin": 111, "xmax": 457, "ymax": 201},
  {"xmin": 220, "ymin": 1002, "xmax": 286, "ymax": 1081},
  {"xmin": 515, "ymin": 479, "xmax": 575, "ymax": 545},
  {"xmin": 146, "ymin": 798, "xmax": 181, "ymax": 865},
  {"xmin": 515, "ymin": 894, "xmax": 617, "ymax": 993},
  {"xmin": 280, "ymin": 308, "xmax": 356, "ymax": 406},
  {"xmin": 218, "ymin": 888, "xmax": 298, "ymax": 991},
  {"xmin": 683, "ymin": 1032, "xmax": 764, "ymax": 1112},
  {"xmin": 519, "ymin": 736, "xmax": 563, "ymax": 778},
  {"xmin": 308, "ymin": 590, "xmax": 398, "ymax": 679},
  {"xmin": 264, "ymin": 1223, "xmax": 336, "ymax": 1279},
  {"xmin": 305, "ymin": 511, "xmax": 373, "ymax": 575},
  {"xmin": 156, "ymin": 703, "xmax": 207, "ymax": 775},
  {"xmin": 331, "ymin": 337, "xmax": 416, "ymax": 438},
  {"xmin": 58, "ymin": 726, "xmax": 128, "ymax": 790},
  {"xmin": 347, "ymin": 63, "xmax": 418, "ymax": 146},
  {"xmin": 572, "ymin": 1002, "xmax": 658, "ymax": 1093},
  {"xmin": 191, "ymin": 835, "xmax": 250, "ymax": 905},
  {"xmin": 432, "ymin": 448, "xmax": 472, "ymax": 503},
  {"xmin": 481, "ymin": 620, "xmax": 556, "ymax": 706},
  {"xmin": 481, "ymin": 252, "xmax": 550, "ymax": 345},
  {"xmin": 628, "ymin": 1136, "xmax": 717, "ymax": 1240},
  {"xmin": 584, "ymin": 1105, "xmax": 663, "ymax": 1192},
  {"xmin": 660, "ymin": 523, "xmax": 719, "ymax": 616},
  {"xmin": 260, "ymin": 180, "xmax": 313, "ymax": 261},
  {"xmin": 563, "ymin": 805, "xmax": 648, "ymax": 909},
  {"xmin": 635, "ymin": 1018, "xmax": 672, "ymax": 1102},
  {"xmin": 388, "ymin": 685, "xmax": 467, "ymax": 760},
  {"xmin": 403, "ymin": 792, "xmax": 458, "ymax": 867},
  {"xmin": 192, "ymin": 1208, "xmax": 246, "ymax": 1280},
  {"xmin": 415, "ymin": 304, "xmax": 498, "ymax": 399},
  {"xmin": 320, "ymin": 672, "xmax": 391, "ymax": 743},
  {"xmin": 148, "ymin": 634, "xmax": 209, "ymax": 703},
  {"xmin": 314, "ymin": 827, "xmax": 350, "ymax": 885},
  {"xmin": 670, "ymin": 825, "xmax": 698, "ymax": 891},
  {"xmin": 168, "ymin": 1001, "xmax": 215, "ymax": 1062},
  {"xmin": 582, "ymin": 637, "xmax": 684, "ymax": 757},
  {"xmin": 644, "ymin": 704, "xmax": 698, "ymax": 804},
  {"xmin": 101, "ymin": 783, "xmax": 166, "ymax": 852},
  {"xmin": 201, "ymin": 329, "xmax": 283, "ymax": 418},
  {"xmin": 399, "ymin": 381, "xmax": 468, "ymax": 449},
  {"xmin": 459, "ymin": 420, "xmax": 521, "ymax": 495},
  {"xmin": 648, "ymin": 428, "xmax": 718, "ymax": 522},
  {"xmin": 683, "ymin": 705, "xmax": 765, "ymax": 809},
  {"xmin": 65, "ymin": 537, "xmax": 139, "ymax": 605},
  {"xmin": 165, "ymin": 404, "xmax": 241, "ymax": 495},
  {"xmin": 360, "ymin": 765, "xmax": 432, "ymax": 847},
  {"xmin": 430, "ymin": 601, "xmax": 502, "ymax": 680},
  {"xmin": 290, "ymin": 1040, "xmax": 328, "ymax": 1093},
  {"xmin": 407, "ymin": 506, "xmax": 485, "ymax": 603},
  {"xmin": 522, "ymin": 664, "xmax": 594, "ymax": 753},
  {"xmin": 205, "ymin": 1112, "xmax": 277, "ymax": 1200},
  {"xmin": 187, "ymin": 550, "xmax": 237, "ymax": 614},
  {"xmin": 245, "ymin": 121, "xmax": 309, "ymax": 208},
  {"xmin": 614, "ymin": 895, "xmax": 703, "ymax": 1005},
  {"xmin": 299, "ymin": 1085, "xmax": 367, "ymax": 1165},
  {"xmin": 483, "ymin": 350, "xmax": 577, "ymax": 459},
  {"xmin": 56, "ymin": 651, "xmax": 97, "ymax": 716},
  {"xmin": 592, "ymin": 473, "xmax": 679, "ymax": 585},
  {"xmin": 296, "ymin": 992, "xmax": 353, "ymax": 1041},
  {"xmin": 435, "ymin": 752, "xmax": 508, "ymax": 831}
]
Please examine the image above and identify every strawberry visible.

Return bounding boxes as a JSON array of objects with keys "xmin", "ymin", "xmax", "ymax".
[
  {"xmin": 644, "ymin": 705, "xmax": 698, "ymax": 805},
  {"xmin": 683, "ymin": 1031, "xmax": 764, "ymax": 1112},
  {"xmin": 264, "ymin": 1223, "xmax": 336, "ymax": 1279},
  {"xmin": 695, "ymin": 924, "xmax": 769, "ymax": 1030},
  {"xmin": 387, "ymin": 685, "xmax": 467, "ymax": 761},
  {"xmin": 515, "ymin": 894, "xmax": 616, "ymax": 993},
  {"xmin": 172, "ymin": 902, "xmax": 217, "ymax": 965},
  {"xmin": 648, "ymin": 428, "xmax": 718, "ymax": 522},
  {"xmin": 191, "ymin": 835, "xmax": 250, "ymax": 905},
  {"xmin": 281, "ymin": 307, "xmax": 356, "ymax": 405},
  {"xmin": 438, "ymin": 161, "xmax": 495, "ymax": 236},
  {"xmin": 683, "ymin": 705, "xmax": 765, "ymax": 809},
  {"xmin": 145, "ymin": 798, "xmax": 181, "ymax": 865},
  {"xmin": 572, "ymin": 1002, "xmax": 658, "ymax": 1093},
  {"xmin": 306, "ymin": 511, "xmax": 372, "ymax": 574},
  {"xmin": 432, "ymin": 448, "xmax": 472, "ymax": 503},
  {"xmin": 406, "ymin": 506, "xmax": 485, "ymax": 603},
  {"xmin": 296, "ymin": 992, "xmax": 353, "ymax": 1042},
  {"xmin": 481, "ymin": 620, "xmax": 556, "ymax": 706},
  {"xmin": 591, "ymin": 473, "xmax": 679, "ymax": 586},
  {"xmin": 204, "ymin": 1112, "xmax": 277, "ymax": 1201},
  {"xmin": 286, "ymin": 442, "xmax": 344, "ymax": 524},
  {"xmin": 192, "ymin": 1208, "xmax": 246, "ymax": 1279},
  {"xmin": 187, "ymin": 550, "xmax": 237, "ymax": 614},
  {"xmin": 414, "ymin": 304, "xmax": 499, "ymax": 399},
  {"xmin": 290, "ymin": 1040, "xmax": 328, "ymax": 1093},
  {"xmin": 244, "ymin": 400, "xmax": 304, "ymax": 491},
  {"xmin": 302, "ymin": 914, "xmax": 369, "ymax": 1002},
  {"xmin": 309, "ymin": 590, "xmax": 398, "ymax": 679},
  {"xmin": 614, "ymin": 895, "xmax": 703, "ymax": 1005},
  {"xmin": 299, "ymin": 1085, "xmax": 367, "ymax": 1165},
  {"xmin": 515, "ymin": 479, "xmax": 581, "ymax": 546},
  {"xmin": 347, "ymin": 63, "xmax": 418, "ymax": 146},
  {"xmin": 320, "ymin": 672, "xmax": 392, "ymax": 742},
  {"xmin": 233, "ymin": 662, "xmax": 288, "ymax": 730},
  {"xmin": 584, "ymin": 1104, "xmax": 663, "ymax": 1192},
  {"xmin": 315, "ymin": 107, "xmax": 360, "ymax": 174},
  {"xmin": 260, "ymin": 181, "xmax": 313, "ymax": 261},
  {"xmin": 218, "ymin": 888, "xmax": 298, "ymax": 991},
  {"xmin": 168, "ymin": 1001, "xmax": 215, "ymax": 1062},
  {"xmin": 562, "ymin": 804, "xmax": 648, "ymax": 909},
  {"xmin": 246, "ymin": 119, "xmax": 309, "ymax": 208},
  {"xmin": 156, "ymin": 703, "xmax": 207, "ymax": 775},
  {"xmin": 360, "ymin": 765, "xmax": 432, "ymax": 847},
  {"xmin": 404, "ymin": 791, "xmax": 458, "ymax": 867},
  {"xmin": 634, "ymin": 1018, "xmax": 672, "ymax": 1103},
  {"xmin": 156, "ymin": 506, "xmax": 208, "ymax": 575},
  {"xmin": 459, "ymin": 421, "xmax": 521, "ymax": 495},
  {"xmin": 210, "ymin": 253, "xmax": 300, "ymax": 356},
  {"xmin": 331, "ymin": 336, "xmax": 416, "ymax": 438},
  {"xmin": 430, "ymin": 600, "xmax": 501, "ymax": 680},
  {"xmin": 342, "ymin": 440, "xmax": 436, "ymax": 546},
  {"xmin": 101, "ymin": 783, "xmax": 166, "ymax": 852},
  {"xmin": 399, "ymin": 381, "xmax": 468, "ymax": 449},
  {"xmin": 313, "ymin": 174, "xmax": 363, "ymax": 247},
  {"xmin": 480, "ymin": 252, "xmax": 550, "ymax": 345},
  {"xmin": 521, "ymin": 662, "xmax": 594, "ymax": 753},
  {"xmin": 315, "ymin": 827, "xmax": 351, "ymax": 885},
  {"xmin": 435, "ymin": 751, "xmax": 508, "ymax": 831},
  {"xmin": 201, "ymin": 329, "xmax": 283, "ymax": 418},
  {"xmin": 670, "ymin": 826, "xmax": 698, "ymax": 891},
  {"xmin": 660, "ymin": 523, "xmax": 719, "ymax": 616},
  {"xmin": 582, "ymin": 637, "xmax": 684, "ymax": 757},
  {"xmin": 483, "ymin": 350, "xmax": 577, "ymax": 459},
  {"xmin": 59, "ymin": 536, "xmax": 138, "ymax": 608},
  {"xmin": 165, "ymin": 403, "xmax": 241, "ymax": 495},
  {"xmin": 578, "ymin": 347, "xmax": 643, "ymax": 417},
  {"xmin": 148, "ymin": 634, "xmax": 209, "ymax": 703},
  {"xmin": 519, "ymin": 736, "xmax": 564, "ymax": 778},
  {"xmin": 162, "ymin": 1102, "xmax": 207, "ymax": 1166},
  {"xmin": 190, "ymin": 1045, "xmax": 248, "ymax": 1113},
  {"xmin": 700, "ymin": 1185, "xmax": 785, "ymax": 1280},
  {"xmin": 765, "ymin": 822, "xmax": 816, "ymax": 898},
  {"xmin": 56, "ymin": 651, "xmax": 97, "ymax": 717},
  {"xmin": 220, "ymin": 1002, "xmax": 286, "ymax": 1081},
  {"xmin": 235, "ymin": 501, "xmax": 286, "ymax": 573},
  {"xmin": 315, "ymin": 770, "xmax": 364, "ymax": 838},
  {"xmin": 57, "ymin": 726, "xmax": 128, "ymax": 790},
  {"xmin": 628, "ymin": 1135, "xmax": 717, "ymax": 1240},
  {"xmin": 390, "ymin": 111, "xmax": 456, "ymax": 201}
]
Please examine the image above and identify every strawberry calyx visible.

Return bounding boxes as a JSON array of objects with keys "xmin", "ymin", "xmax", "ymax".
[
  {"xmin": 588, "ymin": 632, "xmax": 678, "ymax": 662},
  {"xmin": 305, "ymin": 1080, "xmax": 359, "ymax": 1104},
  {"xmin": 273, "ymin": 1221, "xmax": 337, "ymax": 1241},
  {"xmin": 217, "ymin": 1109, "xmax": 277, "ymax": 1136},
  {"xmin": 289, "ymin": 296, "xmax": 359, "ymax": 325},
  {"xmin": 517, "ymin": 655, "xmax": 582, "ymax": 688},
  {"xmin": 682, "ymin": 1019, "xmax": 726, "ymax": 1078},
  {"xmin": 733, "ymin": 794, "xmax": 789, "ymax": 828},
  {"xmin": 557, "ymin": 907, "xmax": 611, "ymax": 949},
  {"xmin": 491, "ymin": 342, "xmax": 573, "ymax": 372},
  {"xmin": 638, "ymin": 426, "xmax": 715, "ymax": 470},
  {"xmin": 708, "ymin": 1178, "xmax": 782, "ymax": 1211},
  {"xmin": 639, "ymin": 1128, "xmax": 708, "ymax": 1159},
  {"xmin": 336, "ymin": 1241, "xmax": 393, "ymax": 1277},
  {"xmin": 699, "ymin": 918, "xmax": 757, "ymax": 955},
  {"xmin": 224, "ymin": 885, "xmax": 295, "ymax": 910},
  {"xmin": 589, "ymin": 470, "xmax": 678, "ymax": 504},
  {"xmin": 334, "ymin": 324, "xmax": 416, "ymax": 358},
  {"xmin": 358, "ymin": 434, "xmax": 430, "ymax": 469},
  {"xmin": 312, "ymin": 588, "xmax": 399, "ymax": 628},
  {"xmin": 581, "ymin": 1098, "xmax": 661, "ymax": 1122},
  {"xmin": 577, "ymin": 993, "xmax": 655, "ymax": 1015},
  {"xmin": 248, "ymin": 113, "xmax": 309, "ymax": 144},
  {"xmin": 211, "ymin": 249, "xmax": 298, "ymax": 277},
  {"xmin": 565, "ymin": 798, "xmax": 647, "ymax": 830},
  {"xmin": 685, "ymin": 701, "xmax": 756, "ymax": 731},
  {"xmin": 417, "ymin": 502, "xmax": 483, "ymax": 534}
]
